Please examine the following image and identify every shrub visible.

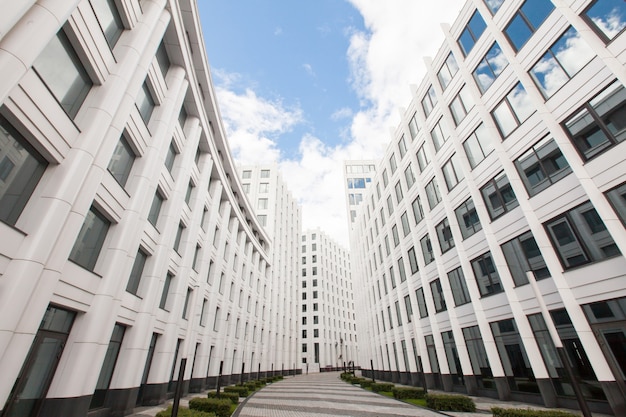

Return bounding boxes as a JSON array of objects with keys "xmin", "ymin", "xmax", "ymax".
[
  {"xmin": 491, "ymin": 408, "xmax": 579, "ymax": 417},
  {"xmin": 242, "ymin": 382, "xmax": 258, "ymax": 392},
  {"xmin": 392, "ymin": 386, "xmax": 425, "ymax": 399},
  {"xmin": 370, "ymin": 382, "xmax": 395, "ymax": 393},
  {"xmin": 340, "ymin": 372, "xmax": 353, "ymax": 381},
  {"xmin": 189, "ymin": 398, "xmax": 232, "ymax": 417},
  {"xmin": 223, "ymin": 385, "xmax": 249, "ymax": 397},
  {"xmin": 359, "ymin": 379, "xmax": 374, "ymax": 388},
  {"xmin": 156, "ymin": 406, "xmax": 215, "ymax": 417},
  {"xmin": 207, "ymin": 391, "xmax": 239, "ymax": 405},
  {"xmin": 350, "ymin": 377, "xmax": 367, "ymax": 385},
  {"xmin": 425, "ymin": 394, "xmax": 476, "ymax": 412}
]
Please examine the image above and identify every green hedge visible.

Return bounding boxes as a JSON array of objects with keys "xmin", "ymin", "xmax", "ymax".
[
  {"xmin": 242, "ymin": 382, "xmax": 258, "ymax": 392},
  {"xmin": 223, "ymin": 385, "xmax": 249, "ymax": 397},
  {"xmin": 491, "ymin": 407, "xmax": 579, "ymax": 417},
  {"xmin": 392, "ymin": 386, "xmax": 425, "ymax": 399},
  {"xmin": 156, "ymin": 406, "xmax": 215, "ymax": 417},
  {"xmin": 371, "ymin": 382, "xmax": 395, "ymax": 393},
  {"xmin": 340, "ymin": 372, "xmax": 353, "ymax": 381},
  {"xmin": 207, "ymin": 391, "xmax": 239, "ymax": 405},
  {"xmin": 350, "ymin": 377, "xmax": 367, "ymax": 385},
  {"xmin": 425, "ymin": 393, "xmax": 476, "ymax": 412},
  {"xmin": 359, "ymin": 379, "xmax": 374, "ymax": 388},
  {"xmin": 189, "ymin": 398, "xmax": 232, "ymax": 417}
]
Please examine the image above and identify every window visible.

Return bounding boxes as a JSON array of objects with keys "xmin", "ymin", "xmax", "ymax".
[
  {"xmin": 484, "ymin": 0, "xmax": 504, "ymax": 14},
  {"xmin": 257, "ymin": 215, "xmax": 267, "ymax": 226},
  {"xmin": 90, "ymin": 0, "xmax": 124, "ymax": 48},
  {"xmin": 448, "ymin": 267, "xmax": 471, "ymax": 306},
  {"xmin": 463, "ymin": 123, "xmax": 494, "ymax": 168},
  {"xmin": 404, "ymin": 165, "xmax": 416, "ymax": 189},
  {"xmin": 408, "ymin": 113, "xmax": 419, "ymax": 139},
  {"xmin": 430, "ymin": 118, "xmax": 449, "ymax": 151},
  {"xmin": 398, "ymin": 258, "xmax": 407, "ymax": 282},
  {"xmin": 502, "ymin": 231, "xmax": 550, "ymax": 286},
  {"xmin": 416, "ymin": 144, "xmax": 429, "ymax": 172},
  {"xmin": 173, "ymin": 222, "xmax": 184, "ymax": 253},
  {"xmin": 473, "ymin": 42, "xmax": 507, "ymax": 93},
  {"xmin": 200, "ymin": 299, "xmax": 208, "ymax": 326},
  {"xmin": 107, "ymin": 133, "xmax": 135, "ymax": 187},
  {"xmin": 562, "ymin": 80, "xmax": 626, "ymax": 161},
  {"xmin": 422, "ymin": 85, "xmax": 438, "ymax": 118},
  {"xmin": 258, "ymin": 198, "xmax": 268, "ymax": 209},
  {"xmin": 583, "ymin": 0, "xmax": 626, "ymax": 42},
  {"xmin": 398, "ymin": 136, "xmax": 408, "ymax": 158},
  {"xmin": 0, "ymin": 116, "xmax": 47, "ymax": 226},
  {"xmin": 471, "ymin": 252, "xmax": 503, "ymax": 297},
  {"xmin": 242, "ymin": 183, "xmax": 250, "ymax": 193},
  {"xmin": 491, "ymin": 82, "xmax": 534, "ymax": 138},
  {"xmin": 408, "ymin": 247, "xmax": 419, "ymax": 274},
  {"xmin": 416, "ymin": 287, "xmax": 428, "ymax": 317},
  {"xmin": 90, "ymin": 324, "xmax": 125, "ymax": 409},
  {"xmin": 605, "ymin": 182, "xmax": 626, "ymax": 227},
  {"xmin": 126, "ymin": 249, "xmax": 147, "ymax": 295},
  {"xmin": 192, "ymin": 244, "xmax": 201, "ymax": 271},
  {"xmin": 159, "ymin": 273, "xmax": 173, "ymax": 310},
  {"xmin": 242, "ymin": 170, "xmax": 251, "ymax": 179},
  {"xmin": 260, "ymin": 169, "xmax": 270, "ymax": 178},
  {"xmin": 420, "ymin": 234, "xmax": 434, "ymax": 265},
  {"xmin": 430, "ymin": 279, "xmax": 447, "ymax": 312},
  {"xmin": 490, "ymin": 318, "xmax": 538, "ymax": 393},
  {"xmin": 155, "ymin": 41, "xmax": 170, "ymax": 78},
  {"xmin": 259, "ymin": 182, "xmax": 269, "ymax": 193},
  {"xmin": 147, "ymin": 190, "xmax": 164, "ymax": 227},
  {"xmin": 449, "ymin": 85, "xmax": 474, "ymax": 125},
  {"xmin": 313, "ymin": 329, "xmax": 319, "ymax": 338},
  {"xmin": 136, "ymin": 82, "xmax": 155, "ymax": 124},
  {"xmin": 33, "ymin": 28, "xmax": 92, "ymax": 118},
  {"xmin": 441, "ymin": 154, "xmax": 464, "ymax": 191},
  {"xmin": 455, "ymin": 198, "xmax": 482, "ymax": 239},
  {"xmin": 425, "ymin": 178, "xmax": 441, "ymax": 209},
  {"xmin": 178, "ymin": 106, "xmax": 187, "ymax": 130},
  {"xmin": 185, "ymin": 181, "xmax": 194, "ymax": 206},
  {"xmin": 504, "ymin": 0, "xmax": 554, "ymax": 52},
  {"xmin": 515, "ymin": 137, "xmax": 571, "ymax": 196},
  {"xmin": 481, "ymin": 172, "xmax": 519, "ymax": 220},
  {"xmin": 302, "ymin": 329, "xmax": 307, "ymax": 338},
  {"xmin": 394, "ymin": 181, "xmax": 403, "ymax": 202},
  {"xmin": 395, "ymin": 301, "xmax": 403, "ymax": 326},
  {"xmin": 387, "ymin": 195, "xmax": 394, "ymax": 215},
  {"xmin": 412, "ymin": 196, "xmax": 424, "ymax": 224},
  {"xmin": 438, "ymin": 53, "xmax": 459, "ymax": 90},
  {"xmin": 182, "ymin": 288, "xmax": 192, "ymax": 319},
  {"xmin": 69, "ymin": 206, "xmax": 110, "ymax": 271},
  {"xmin": 165, "ymin": 142, "xmax": 178, "ymax": 174},
  {"xmin": 436, "ymin": 218, "xmax": 455, "ymax": 253},
  {"xmin": 400, "ymin": 212, "xmax": 410, "ymax": 237},
  {"xmin": 392, "ymin": 225, "xmax": 400, "ymax": 247},
  {"xmin": 382, "ymin": 169, "xmax": 389, "ymax": 187},
  {"xmin": 389, "ymin": 153, "xmax": 398, "ymax": 173},
  {"xmin": 530, "ymin": 27, "xmax": 595, "ymax": 99},
  {"xmin": 458, "ymin": 10, "xmax": 487, "ymax": 56},
  {"xmin": 404, "ymin": 295, "xmax": 413, "ymax": 322},
  {"xmin": 544, "ymin": 201, "xmax": 620, "ymax": 269}
]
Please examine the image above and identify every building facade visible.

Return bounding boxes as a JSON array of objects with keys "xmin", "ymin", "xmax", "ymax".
[
  {"xmin": 343, "ymin": 160, "xmax": 377, "ymax": 224},
  {"xmin": 350, "ymin": 0, "xmax": 626, "ymax": 415},
  {"xmin": 0, "ymin": 1, "xmax": 292, "ymax": 417},
  {"xmin": 237, "ymin": 165, "xmax": 301, "ymax": 375},
  {"xmin": 300, "ymin": 229, "xmax": 357, "ymax": 372}
]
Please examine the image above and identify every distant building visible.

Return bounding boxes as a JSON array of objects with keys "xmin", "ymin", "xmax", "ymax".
[
  {"xmin": 350, "ymin": 0, "xmax": 626, "ymax": 415},
  {"xmin": 343, "ymin": 160, "xmax": 377, "ymax": 224}
]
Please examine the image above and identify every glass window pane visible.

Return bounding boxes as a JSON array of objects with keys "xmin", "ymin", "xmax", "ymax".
[
  {"xmin": 69, "ymin": 207, "xmax": 110, "ymax": 271},
  {"xmin": 107, "ymin": 134, "xmax": 135, "ymax": 187},
  {"xmin": 584, "ymin": 0, "xmax": 626, "ymax": 41},
  {"xmin": 136, "ymin": 82, "xmax": 155, "ymax": 124},
  {"xmin": 91, "ymin": 0, "xmax": 124, "ymax": 48}
]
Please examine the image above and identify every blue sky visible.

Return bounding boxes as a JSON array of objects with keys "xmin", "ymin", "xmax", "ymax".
[{"xmin": 198, "ymin": 0, "xmax": 465, "ymax": 246}]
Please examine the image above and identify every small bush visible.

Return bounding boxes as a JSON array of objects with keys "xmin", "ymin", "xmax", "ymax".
[
  {"xmin": 425, "ymin": 393, "xmax": 476, "ymax": 412},
  {"xmin": 189, "ymin": 398, "xmax": 232, "ymax": 417},
  {"xmin": 207, "ymin": 391, "xmax": 239, "ymax": 405},
  {"xmin": 491, "ymin": 407, "xmax": 579, "ymax": 417},
  {"xmin": 392, "ymin": 386, "xmax": 425, "ymax": 399},
  {"xmin": 359, "ymin": 379, "xmax": 374, "ymax": 388},
  {"xmin": 371, "ymin": 382, "xmax": 395, "ymax": 393},
  {"xmin": 350, "ymin": 377, "xmax": 367, "ymax": 385},
  {"xmin": 242, "ymin": 382, "xmax": 258, "ymax": 392},
  {"xmin": 340, "ymin": 372, "xmax": 353, "ymax": 381},
  {"xmin": 223, "ymin": 385, "xmax": 249, "ymax": 397},
  {"xmin": 156, "ymin": 406, "xmax": 215, "ymax": 417}
]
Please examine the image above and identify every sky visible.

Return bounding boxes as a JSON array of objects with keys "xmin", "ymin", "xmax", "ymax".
[{"xmin": 198, "ymin": 0, "xmax": 465, "ymax": 247}]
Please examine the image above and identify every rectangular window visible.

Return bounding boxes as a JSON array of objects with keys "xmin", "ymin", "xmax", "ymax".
[
  {"xmin": 398, "ymin": 257, "xmax": 407, "ymax": 282},
  {"xmin": 605, "ymin": 182, "xmax": 626, "ymax": 227},
  {"xmin": 430, "ymin": 279, "xmax": 447, "ymax": 312},
  {"xmin": 173, "ymin": 222, "xmax": 184, "ymax": 253},
  {"xmin": 33, "ymin": 28, "xmax": 93, "ymax": 118},
  {"xmin": 491, "ymin": 82, "xmax": 534, "ymax": 138},
  {"xmin": 463, "ymin": 123, "xmax": 494, "ymax": 169},
  {"xmin": 69, "ymin": 206, "xmax": 110, "ymax": 271},
  {"xmin": 416, "ymin": 287, "xmax": 428, "ymax": 317},
  {"xmin": 412, "ymin": 196, "xmax": 424, "ymax": 224},
  {"xmin": 404, "ymin": 294, "xmax": 413, "ymax": 322},
  {"xmin": 386, "ymin": 195, "xmax": 394, "ymax": 216},
  {"xmin": 242, "ymin": 170, "xmax": 251, "ymax": 179},
  {"xmin": 530, "ymin": 27, "xmax": 595, "ymax": 99},
  {"xmin": 404, "ymin": 165, "xmax": 416, "ymax": 189},
  {"xmin": 395, "ymin": 301, "xmax": 403, "ymax": 326},
  {"xmin": 515, "ymin": 137, "xmax": 571, "ymax": 196},
  {"xmin": 462, "ymin": 325, "xmax": 493, "ymax": 389},
  {"xmin": 425, "ymin": 178, "xmax": 442, "ymax": 209},
  {"xmin": 182, "ymin": 287, "xmax": 192, "ymax": 319},
  {"xmin": 408, "ymin": 113, "xmax": 419, "ymax": 139},
  {"xmin": 481, "ymin": 172, "xmax": 519, "ymax": 220},
  {"xmin": 438, "ymin": 53, "xmax": 459, "ymax": 90},
  {"xmin": 504, "ymin": 0, "xmax": 555, "ymax": 52},
  {"xmin": 136, "ymin": 82, "xmax": 155, "ymax": 125},
  {"xmin": 200, "ymin": 299, "xmax": 208, "ymax": 326},
  {"xmin": 259, "ymin": 182, "xmax": 270, "ymax": 193},
  {"xmin": 442, "ymin": 331, "xmax": 463, "ymax": 385},
  {"xmin": 455, "ymin": 198, "xmax": 482, "ymax": 239},
  {"xmin": 159, "ymin": 272, "xmax": 173, "ymax": 310},
  {"xmin": 562, "ymin": 80, "xmax": 626, "ymax": 161},
  {"xmin": 502, "ymin": 231, "xmax": 550, "ymax": 286},
  {"xmin": 260, "ymin": 169, "xmax": 270, "ymax": 178},
  {"xmin": 544, "ymin": 201, "xmax": 621, "ymax": 269},
  {"xmin": 126, "ymin": 249, "xmax": 147, "ymax": 295},
  {"xmin": 408, "ymin": 247, "xmax": 419, "ymax": 273},
  {"xmin": 471, "ymin": 252, "xmax": 503, "ymax": 297},
  {"xmin": 185, "ymin": 181, "xmax": 194, "ymax": 207},
  {"xmin": 449, "ymin": 85, "xmax": 474, "ymax": 126},
  {"xmin": 155, "ymin": 41, "xmax": 170, "ymax": 78},
  {"xmin": 392, "ymin": 225, "xmax": 400, "ymax": 247},
  {"xmin": 387, "ymin": 306, "xmax": 394, "ymax": 329},
  {"xmin": 583, "ymin": 0, "xmax": 626, "ymax": 42},
  {"xmin": 165, "ymin": 142, "xmax": 178, "ymax": 174},
  {"xmin": 422, "ymin": 85, "xmax": 438, "ymax": 118},
  {"xmin": 179, "ymin": 106, "xmax": 187, "ymax": 130},
  {"xmin": 400, "ymin": 211, "xmax": 410, "ymax": 237},
  {"xmin": 258, "ymin": 198, "xmax": 268, "ymax": 209},
  {"xmin": 441, "ymin": 154, "xmax": 464, "ymax": 191},
  {"xmin": 394, "ymin": 181, "xmax": 403, "ymax": 202},
  {"xmin": 147, "ymin": 190, "xmax": 164, "ymax": 227},
  {"xmin": 398, "ymin": 136, "xmax": 408, "ymax": 158},
  {"xmin": 447, "ymin": 267, "xmax": 471, "ymax": 306},
  {"xmin": 484, "ymin": 0, "xmax": 504, "ymax": 14},
  {"xmin": 430, "ymin": 118, "xmax": 449, "ymax": 151},
  {"xmin": 458, "ymin": 10, "xmax": 487, "ymax": 56},
  {"xmin": 416, "ymin": 144, "xmax": 429, "ymax": 172},
  {"xmin": 420, "ymin": 234, "xmax": 435, "ymax": 265},
  {"xmin": 389, "ymin": 153, "xmax": 398, "ymax": 173},
  {"xmin": 436, "ymin": 218, "xmax": 455, "ymax": 254},
  {"xmin": 90, "ymin": 0, "xmax": 124, "ymax": 48},
  {"xmin": 473, "ymin": 42, "xmax": 507, "ymax": 93},
  {"xmin": 90, "ymin": 323, "xmax": 125, "ymax": 409},
  {"xmin": 0, "ymin": 116, "xmax": 48, "ymax": 226},
  {"xmin": 192, "ymin": 244, "xmax": 201, "ymax": 271},
  {"xmin": 107, "ymin": 133, "xmax": 135, "ymax": 187}
]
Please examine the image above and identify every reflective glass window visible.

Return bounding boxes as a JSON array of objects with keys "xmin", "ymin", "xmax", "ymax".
[
  {"xmin": 501, "ymin": 230, "xmax": 550, "ymax": 286},
  {"xmin": 438, "ymin": 53, "xmax": 459, "ymax": 90},
  {"xmin": 449, "ymin": 85, "xmax": 474, "ymax": 126},
  {"xmin": 505, "ymin": 0, "xmax": 554, "ymax": 52},
  {"xmin": 458, "ymin": 11, "xmax": 487, "ymax": 56},
  {"xmin": 473, "ymin": 42, "xmax": 507, "ymax": 93},
  {"xmin": 480, "ymin": 172, "xmax": 519, "ymax": 220},
  {"xmin": 422, "ymin": 85, "xmax": 438, "ymax": 118},
  {"xmin": 515, "ymin": 137, "xmax": 571, "ymax": 196},
  {"xmin": 463, "ymin": 123, "xmax": 494, "ymax": 168},
  {"xmin": 69, "ymin": 206, "xmax": 111, "ymax": 271},
  {"xmin": 455, "ymin": 198, "xmax": 482, "ymax": 239},
  {"xmin": 583, "ymin": 0, "xmax": 626, "ymax": 42},
  {"xmin": 491, "ymin": 82, "xmax": 534, "ymax": 138},
  {"xmin": 471, "ymin": 252, "xmax": 503, "ymax": 297}
]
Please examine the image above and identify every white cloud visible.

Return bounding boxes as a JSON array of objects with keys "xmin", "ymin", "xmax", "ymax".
[
  {"xmin": 274, "ymin": 26, "xmax": 283, "ymax": 36},
  {"xmin": 302, "ymin": 63, "xmax": 316, "ymax": 78},
  {"xmin": 331, "ymin": 107, "xmax": 353, "ymax": 121}
]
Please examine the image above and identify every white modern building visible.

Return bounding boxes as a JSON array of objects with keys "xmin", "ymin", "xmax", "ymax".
[
  {"xmin": 237, "ymin": 165, "xmax": 301, "ymax": 375},
  {"xmin": 343, "ymin": 160, "xmax": 377, "ymax": 225},
  {"xmin": 350, "ymin": 0, "xmax": 626, "ymax": 415},
  {"xmin": 300, "ymin": 229, "xmax": 357, "ymax": 372},
  {"xmin": 0, "ymin": 1, "xmax": 294, "ymax": 416}
]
